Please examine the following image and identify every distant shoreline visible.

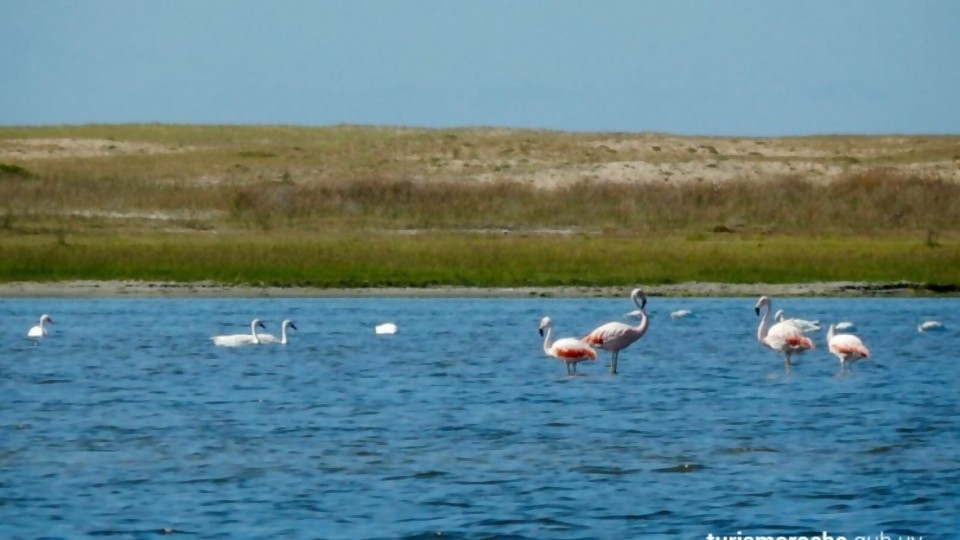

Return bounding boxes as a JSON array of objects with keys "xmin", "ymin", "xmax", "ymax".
[{"xmin": 0, "ymin": 280, "xmax": 950, "ymax": 298}]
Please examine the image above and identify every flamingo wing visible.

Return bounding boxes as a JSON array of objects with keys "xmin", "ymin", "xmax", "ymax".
[
  {"xmin": 830, "ymin": 335, "xmax": 869, "ymax": 358},
  {"xmin": 583, "ymin": 322, "xmax": 632, "ymax": 347},
  {"xmin": 550, "ymin": 338, "xmax": 598, "ymax": 360},
  {"xmin": 765, "ymin": 322, "xmax": 814, "ymax": 352}
]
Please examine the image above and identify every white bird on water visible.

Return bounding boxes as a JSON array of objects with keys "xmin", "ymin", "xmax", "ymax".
[
  {"xmin": 756, "ymin": 297, "xmax": 815, "ymax": 374},
  {"xmin": 917, "ymin": 321, "xmax": 945, "ymax": 332},
  {"xmin": 582, "ymin": 288, "xmax": 650, "ymax": 375},
  {"xmin": 834, "ymin": 321, "xmax": 857, "ymax": 332},
  {"xmin": 773, "ymin": 309, "xmax": 821, "ymax": 332},
  {"xmin": 670, "ymin": 309, "xmax": 694, "ymax": 319},
  {"xmin": 27, "ymin": 314, "xmax": 54, "ymax": 339},
  {"xmin": 212, "ymin": 319, "xmax": 267, "ymax": 347},
  {"xmin": 259, "ymin": 319, "xmax": 298, "ymax": 344},
  {"xmin": 538, "ymin": 316, "xmax": 597, "ymax": 375},
  {"xmin": 375, "ymin": 322, "xmax": 398, "ymax": 335}
]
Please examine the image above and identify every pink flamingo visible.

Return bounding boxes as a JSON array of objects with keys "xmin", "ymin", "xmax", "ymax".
[
  {"xmin": 755, "ymin": 295, "xmax": 814, "ymax": 374},
  {"xmin": 538, "ymin": 317, "xmax": 598, "ymax": 375},
  {"xmin": 827, "ymin": 323, "xmax": 870, "ymax": 373},
  {"xmin": 582, "ymin": 288, "xmax": 650, "ymax": 374}
]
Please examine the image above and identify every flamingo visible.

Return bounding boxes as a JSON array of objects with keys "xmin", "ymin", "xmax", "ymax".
[
  {"xmin": 538, "ymin": 316, "xmax": 597, "ymax": 375},
  {"xmin": 827, "ymin": 323, "xmax": 870, "ymax": 373},
  {"xmin": 755, "ymin": 296, "xmax": 814, "ymax": 374},
  {"xmin": 259, "ymin": 319, "xmax": 297, "ymax": 345},
  {"xmin": 212, "ymin": 319, "xmax": 267, "ymax": 347},
  {"xmin": 582, "ymin": 288, "xmax": 650, "ymax": 374},
  {"xmin": 27, "ymin": 314, "xmax": 54, "ymax": 339},
  {"xmin": 773, "ymin": 309, "xmax": 821, "ymax": 332}
]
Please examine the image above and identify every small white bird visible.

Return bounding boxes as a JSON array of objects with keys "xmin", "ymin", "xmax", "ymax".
[
  {"xmin": 27, "ymin": 314, "xmax": 54, "ymax": 339},
  {"xmin": 259, "ymin": 319, "xmax": 297, "ymax": 344},
  {"xmin": 774, "ymin": 309, "xmax": 821, "ymax": 332},
  {"xmin": 827, "ymin": 323, "xmax": 871, "ymax": 373},
  {"xmin": 212, "ymin": 319, "xmax": 267, "ymax": 347},
  {"xmin": 834, "ymin": 321, "xmax": 857, "ymax": 332},
  {"xmin": 375, "ymin": 322, "xmax": 398, "ymax": 335},
  {"xmin": 917, "ymin": 321, "xmax": 945, "ymax": 332},
  {"xmin": 670, "ymin": 309, "xmax": 694, "ymax": 319}
]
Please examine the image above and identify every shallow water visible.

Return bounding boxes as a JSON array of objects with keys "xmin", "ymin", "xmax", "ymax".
[{"xmin": 2, "ymin": 297, "xmax": 957, "ymax": 539}]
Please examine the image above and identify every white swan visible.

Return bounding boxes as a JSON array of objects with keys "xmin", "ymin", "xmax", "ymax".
[
  {"xmin": 27, "ymin": 314, "xmax": 54, "ymax": 339},
  {"xmin": 375, "ymin": 322, "xmax": 398, "ymax": 335},
  {"xmin": 259, "ymin": 319, "xmax": 297, "ymax": 344},
  {"xmin": 774, "ymin": 309, "xmax": 821, "ymax": 332},
  {"xmin": 670, "ymin": 309, "xmax": 694, "ymax": 319},
  {"xmin": 834, "ymin": 321, "xmax": 857, "ymax": 332},
  {"xmin": 918, "ymin": 321, "xmax": 945, "ymax": 332},
  {"xmin": 212, "ymin": 319, "xmax": 267, "ymax": 347}
]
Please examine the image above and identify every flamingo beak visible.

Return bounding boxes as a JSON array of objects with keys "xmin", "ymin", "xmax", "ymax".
[
  {"xmin": 539, "ymin": 328, "xmax": 545, "ymax": 337},
  {"xmin": 641, "ymin": 298, "xmax": 647, "ymax": 309},
  {"xmin": 755, "ymin": 307, "xmax": 761, "ymax": 316}
]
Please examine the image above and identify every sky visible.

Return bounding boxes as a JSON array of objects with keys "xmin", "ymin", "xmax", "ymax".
[{"xmin": 2, "ymin": 1, "xmax": 959, "ymax": 136}]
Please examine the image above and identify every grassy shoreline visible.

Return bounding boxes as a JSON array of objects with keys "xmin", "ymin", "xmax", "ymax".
[{"xmin": 2, "ymin": 125, "xmax": 959, "ymax": 292}]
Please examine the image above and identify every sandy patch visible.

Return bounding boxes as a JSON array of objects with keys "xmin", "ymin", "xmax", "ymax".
[{"xmin": 0, "ymin": 138, "xmax": 194, "ymax": 160}]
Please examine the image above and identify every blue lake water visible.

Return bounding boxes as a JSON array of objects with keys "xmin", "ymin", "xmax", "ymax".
[{"xmin": 1, "ymin": 296, "xmax": 957, "ymax": 539}]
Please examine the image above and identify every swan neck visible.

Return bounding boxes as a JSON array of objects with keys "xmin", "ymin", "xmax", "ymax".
[{"xmin": 251, "ymin": 321, "xmax": 261, "ymax": 344}]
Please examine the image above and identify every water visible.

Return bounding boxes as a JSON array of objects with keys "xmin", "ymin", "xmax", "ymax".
[{"xmin": 2, "ymin": 296, "xmax": 957, "ymax": 539}]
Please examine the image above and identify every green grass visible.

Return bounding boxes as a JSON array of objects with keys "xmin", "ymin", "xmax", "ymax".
[{"xmin": 1, "ymin": 232, "xmax": 957, "ymax": 288}]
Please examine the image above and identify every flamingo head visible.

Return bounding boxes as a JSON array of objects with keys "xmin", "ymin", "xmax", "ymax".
[
  {"xmin": 631, "ymin": 288, "xmax": 648, "ymax": 309},
  {"xmin": 538, "ymin": 316, "xmax": 553, "ymax": 336},
  {"xmin": 754, "ymin": 295, "xmax": 771, "ymax": 316}
]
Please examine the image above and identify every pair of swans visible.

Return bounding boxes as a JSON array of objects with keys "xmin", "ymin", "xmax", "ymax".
[
  {"xmin": 212, "ymin": 319, "xmax": 297, "ymax": 347},
  {"xmin": 540, "ymin": 288, "xmax": 650, "ymax": 375},
  {"xmin": 756, "ymin": 296, "xmax": 869, "ymax": 374}
]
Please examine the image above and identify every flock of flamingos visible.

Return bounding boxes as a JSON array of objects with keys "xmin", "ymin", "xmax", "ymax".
[
  {"xmin": 538, "ymin": 288, "xmax": 945, "ymax": 376},
  {"xmin": 24, "ymin": 288, "xmax": 945, "ymax": 377}
]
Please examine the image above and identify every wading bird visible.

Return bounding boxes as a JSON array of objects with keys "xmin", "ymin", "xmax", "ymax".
[
  {"xmin": 538, "ymin": 316, "xmax": 597, "ymax": 375},
  {"xmin": 582, "ymin": 288, "xmax": 650, "ymax": 375},
  {"xmin": 212, "ymin": 319, "xmax": 267, "ymax": 347},
  {"xmin": 827, "ymin": 323, "xmax": 870, "ymax": 373},
  {"xmin": 756, "ymin": 296, "xmax": 814, "ymax": 374}
]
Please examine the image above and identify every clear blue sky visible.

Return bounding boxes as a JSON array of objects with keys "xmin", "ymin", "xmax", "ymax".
[{"xmin": 2, "ymin": 1, "xmax": 958, "ymax": 136}]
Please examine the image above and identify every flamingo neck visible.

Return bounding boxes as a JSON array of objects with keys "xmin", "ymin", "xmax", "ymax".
[
  {"xmin": 541, "ymin": 326, "xmax": 554, "ymax": 354},
  {"xmin": 757, "ymin": 303, "xmax": 771, "ymax": 342},
  {"xmin": 635, "ymin": 309, "xmax": 650, "ymax": 336},
  {"xmin": 827, "ymin": 324, "xmax": 836, "ymax": 341}
]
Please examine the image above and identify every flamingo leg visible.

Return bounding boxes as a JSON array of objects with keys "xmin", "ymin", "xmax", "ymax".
[
  {"xmin": 610, "ymin": 351, "xmax": 619, "ymax": 375},
  {"xmin": 783, "ymin": 353, "xmax": 792, "ymax": 375}
]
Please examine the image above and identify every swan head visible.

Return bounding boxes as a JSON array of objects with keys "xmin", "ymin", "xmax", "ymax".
[
  {"xmin": 283, "ymin": 320, "xmax": 298, "ymax": 331},
  {"xmin": 252, "ymin": 319, "xmax": 266, "ymax": 330},
  {"xmin": 40, "ymin": 314, "xmax": 54, "ymax": 324},
  {"xmin": 538, "ymin": 316, "xmax": 553, "ymax": 336},
  {"xmin": 630, "ymin": 288, "xmax": 648, "ymax": 309},
  {"xmin": 755, "ymin": 295, "xmax": 771, "ymax": 315}
]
